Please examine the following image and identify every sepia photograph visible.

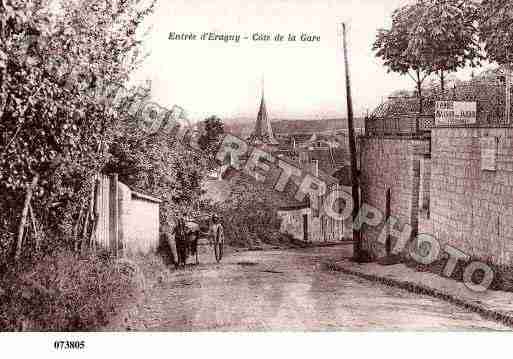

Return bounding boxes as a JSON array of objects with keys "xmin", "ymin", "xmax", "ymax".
[{"xmin": 1, "ymin": 0, "xmax": 513, "ymax": 356}]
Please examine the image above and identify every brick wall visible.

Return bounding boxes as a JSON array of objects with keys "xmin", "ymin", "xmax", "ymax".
[
  {"xmin": 430, "ymin": 128, "xmax": 513, "ymax": 266},
  {"xmin": 359, "ymin": 137, "xmax": 429, "ymax": 257}
]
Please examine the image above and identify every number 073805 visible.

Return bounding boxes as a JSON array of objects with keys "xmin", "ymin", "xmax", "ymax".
[{"xmin": 53, "ymin": 341, "xmax": 85, "ymax": 350}]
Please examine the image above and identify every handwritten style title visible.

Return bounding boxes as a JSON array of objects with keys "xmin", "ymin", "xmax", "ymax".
[{"xmin": 168, "ymin": 32, "xmax": 321, "ymax": 43}]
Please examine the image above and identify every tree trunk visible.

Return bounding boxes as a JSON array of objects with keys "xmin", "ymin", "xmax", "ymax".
[
  {"xmin": 14, "ymin": 174, "xmax": 39, "ymax": 262},
  {"xmin": 416, "ymin": 69, "xmax": 424, "ymax": 114},
  {"xmin": 28, "ymin": 203, "xmax": 41, "ymax": 252},
  {"xmin": 417, "ymin": 82, "xmax": 423, "ymax": 114}
]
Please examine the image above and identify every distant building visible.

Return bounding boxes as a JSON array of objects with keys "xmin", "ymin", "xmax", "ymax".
[
  {"xmin": 217, "ymin": 85, "xmax": 357, "ymax": 243},
  {"xmin": 246, "ymin": 87, "xmax": 279, "ymax": 151}
]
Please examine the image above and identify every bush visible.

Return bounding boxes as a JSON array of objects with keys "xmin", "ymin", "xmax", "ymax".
[
  {"xmin": 0, "ymin": 250, "xmax": 140, "ymax": 331},
  {"xmin": 219, "ymin": 175, "xmax": 285, "ymax": 248}
]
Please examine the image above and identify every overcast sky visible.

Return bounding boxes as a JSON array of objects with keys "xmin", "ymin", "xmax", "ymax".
[{"xmin": 133, "ymin": 0, "xmax": 482, "ymax": 122}]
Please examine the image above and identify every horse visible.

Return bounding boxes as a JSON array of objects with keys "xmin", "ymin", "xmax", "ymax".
[{"xmin": 174, "ymin": 217, "xmax": 200, "ymax": 267}]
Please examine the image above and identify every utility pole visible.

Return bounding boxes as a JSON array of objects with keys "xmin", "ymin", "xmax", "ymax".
[
  {"xmin": 506, "ymin": 65, "xmax": 512, "ymax": 125},
  {"xmin": 341, "ymin": 22, "xmax": 362, "ymax": 261}
]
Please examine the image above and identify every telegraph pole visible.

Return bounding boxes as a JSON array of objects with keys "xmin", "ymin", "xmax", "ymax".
[
  {"xmin": 341, "ymin": 23, "xmax": 362, "ymax": 261},
  {"xmin": 506, "ymin": 65, "xmax": 511, "ymax": 125}
]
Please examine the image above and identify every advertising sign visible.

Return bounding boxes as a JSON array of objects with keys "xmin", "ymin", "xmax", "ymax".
[{"xmin": 435, "ymin": 101, "xmax": 477, "ymax": 126}]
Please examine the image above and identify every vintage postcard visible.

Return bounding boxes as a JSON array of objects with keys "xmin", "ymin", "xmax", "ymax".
[{"xmin": 1, "ymin": 0, "xmax": 513, "ymax": 356}]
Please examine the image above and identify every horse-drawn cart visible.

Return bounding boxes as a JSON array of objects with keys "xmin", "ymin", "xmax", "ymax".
[{"xmin": 173, "ymin": 215, "xmax": 224, "ymax": 267}]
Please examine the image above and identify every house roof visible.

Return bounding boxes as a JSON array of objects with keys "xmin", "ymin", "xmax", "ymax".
[{"xmin": 305, "ymin": 147, "xmax": 348, "ymax": 175}]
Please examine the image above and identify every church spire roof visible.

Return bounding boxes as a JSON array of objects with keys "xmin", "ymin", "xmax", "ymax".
[{"xmin": 248, "ymin": 79, "xmax": 278, "ymax": 145}]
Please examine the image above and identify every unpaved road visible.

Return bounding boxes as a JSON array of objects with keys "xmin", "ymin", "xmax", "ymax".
[{"xmin": 118, "ymin": 245, "xmax": 507, "ymax": 331}]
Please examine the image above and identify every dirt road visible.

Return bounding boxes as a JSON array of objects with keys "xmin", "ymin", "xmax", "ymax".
[{"xmin": 118, "ymin": 245, "xmax": 507, "ymax": 331}]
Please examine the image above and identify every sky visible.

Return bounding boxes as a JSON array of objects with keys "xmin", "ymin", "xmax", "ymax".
[{"xmin": 133, "ymin": 0, "xmax": 485, "ymax": 122}]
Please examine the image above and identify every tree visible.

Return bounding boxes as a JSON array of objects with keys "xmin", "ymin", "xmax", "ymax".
[
  {"xmin": 219, "ymin": 175, "xmax": 283, "ymax": 248},
  {"xmin": 0, "ymin": 0, "xmax": 155, "ymax": 259},
  {"xmin": 198, "ymin": 116, "xmax": 224, "ymax": 159},
  {"xmin": 406, "ymin": 0, "xmax": 482, "ymax": 93},
  {"xmin": 424, "ymin": 73, "xmax": 464, "ymax": 96},
  {"xmin": 106, "ymin": 108, "xmax": 210, "ymax": 229},
  {"xmin": 373, "ymin": 5, "xmax": 432, "ymax": 112},
  {"xmin": 373, "ymin": 0, "xmax": 482, "ymax": 111},
  {"xmin": 479, "ymin": 0, "xmax": 513, "ymax": 66}
]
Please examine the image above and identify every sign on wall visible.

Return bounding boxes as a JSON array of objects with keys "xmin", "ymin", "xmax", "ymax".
[
  {"xmin": 435, "ymin": 101, "xmax": 477, "ymax": 126},
  {"xmin": 481, "ymin": 137, "xmax": 497, "ymax": 171}
]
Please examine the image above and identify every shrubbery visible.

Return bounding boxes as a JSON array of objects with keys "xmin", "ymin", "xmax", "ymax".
[
  {"xmin": 219, "ymin": 175, "xmax": 286, "ymax": 248},
  {"xmin": 0, "ymin": 0, "xmax": 158, "ymax": 261},
  {"xmin": 0, "ymin": 250, "xmax": 141, "ymax": 331},
  {"xmin": 0, "ymin": 0, "xmax": 215, "ymax": 261}
]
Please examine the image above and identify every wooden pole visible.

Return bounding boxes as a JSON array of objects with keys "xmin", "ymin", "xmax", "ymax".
[
  {"xmin": 89, "ymin": 176, "xmax": 100, "ymax": 252},
  {"xmin": 80, "ymin": 201, "xmax": 91, "ymax": 253},
  {"xmin": 14, "ymin": 174, "xmax": 39, "ymax": 261},
  {"xmin": 385, "ymin": 188, "xmax": 391, "ymax": 256},
  {"xmin": 73, "ymin": 201, "xmax": 86, "ymax": 252},
  {"xmin": 341, "ymin": 23, "xmax": 362, "ymax": 261},
  {"xmin": 80, "ymin": 175, "xmax": 99, "ymax": 254},
  {"xmin": 109, "ymin": 173, "xmax": 119, "ymax": 257},
  {"xmin": 506, "ymin": 65, "xmax": 511, "ymax": 125}
]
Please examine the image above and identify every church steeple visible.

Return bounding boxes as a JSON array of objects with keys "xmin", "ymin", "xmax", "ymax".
[{"xmin": 248, "ymin": 78, "xmax": 278, "ymax": 146}]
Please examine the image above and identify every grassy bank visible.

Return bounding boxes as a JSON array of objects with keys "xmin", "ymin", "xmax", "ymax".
[{"xmin": 0, "ymin": 251, "xmax": 142, "ymax": 331}]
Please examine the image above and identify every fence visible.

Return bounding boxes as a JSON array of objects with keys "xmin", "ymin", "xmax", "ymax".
[
  {"xmin": 365, "ymin": 114, "xmax": 434, "ymax": 137},
  {"xmin": 365, "ymin": 80, "xmax": 513, "ymax": 137}
]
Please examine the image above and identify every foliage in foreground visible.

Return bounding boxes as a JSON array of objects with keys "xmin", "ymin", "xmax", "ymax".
[
  {"xmin": 0, "ymin": 0, "xmax": 220, "ymax": 263},
  {"xmin": 0, "ymin": 250, "xmax": 140, "ymax": 331},
  {"xmin": 0, "ymin": 0, "xmax": 156, "ymax": 261}
]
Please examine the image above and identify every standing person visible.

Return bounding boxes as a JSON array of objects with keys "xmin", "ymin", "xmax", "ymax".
[
  {"xmin": 209, "ymin": 214, "xmax": 222, "ymax": 244},
  {"xmin": 161, "ymin": 222, "xmax": 178, "ymax": 267},
  {"xmin": 163, "ymin": 215, "xmax": 186, "ymax": 268},
  {"xmin": 174, "ymin": 214, "xmax": 188, "ymax": 267}
]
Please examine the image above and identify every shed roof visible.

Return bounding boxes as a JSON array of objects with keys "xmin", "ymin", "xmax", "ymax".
[{"xmin": 131, "ymin": 190, "xmax": 162, "ymax": 203}]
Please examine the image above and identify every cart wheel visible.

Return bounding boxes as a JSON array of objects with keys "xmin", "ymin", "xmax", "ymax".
[{"xmin": 214, "ymin": 226, "xmax": 224, "ymax": 263}]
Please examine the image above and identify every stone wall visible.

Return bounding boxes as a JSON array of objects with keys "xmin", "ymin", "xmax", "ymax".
[
  {"xmin": 430, "ymin": 128, "xmax": 513, "ymax": 266},
  {"xmin": 359, "ymin": 137, "xmax": 430, "ymax": 257}
]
